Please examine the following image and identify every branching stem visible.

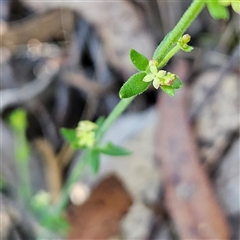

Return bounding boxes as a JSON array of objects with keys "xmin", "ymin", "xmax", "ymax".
[{"xmin": 53, "ymin": 0, "xmax": 206, "ymax": 216}]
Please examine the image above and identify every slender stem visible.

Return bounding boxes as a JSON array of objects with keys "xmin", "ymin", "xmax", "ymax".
[
  {"xmin": 158, "ymin": 44, "xmax": 181, "ymax": 68},
  {"xmin": 153, "ymin": 0, "xmax": 205, "ymax": 63},
  {"xmin": 52, "ymin": 150, "xmax": 90, "ymax": 214},
  {"xmin": 53, "ymin": 97, "xmax": 135, "ymax": 215},
  {"xmin": 15, "ymin": 130, "xmax": 32, "ymax": 202},
  {"xmin": 96, "ymin": 96, "xmax": 135, "ymax": 142}
]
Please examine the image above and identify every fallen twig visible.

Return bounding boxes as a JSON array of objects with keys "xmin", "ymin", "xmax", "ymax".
[{"xmin": 155, "ymin": 58, "xmax": 230, "ymax": 239}]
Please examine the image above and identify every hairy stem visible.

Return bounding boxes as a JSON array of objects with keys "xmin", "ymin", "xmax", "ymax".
[
  {"xmin": 96, "ymin": 97, "xmax": 134, "ymax": 141},
  {"xmin": 153, "ymin": 0, "xmax": 205, "ymax": 63},
  {"xmin": 158, "ymin": 44, "xmax": 181, "ymax": 68}
]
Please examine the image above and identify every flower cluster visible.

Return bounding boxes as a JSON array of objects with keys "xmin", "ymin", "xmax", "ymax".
[
  {"xmin": 143, "ymin": 60, "xmax": 177, "ymax": 89},
  {"xmin": 142, "ymin": 60, "xmax": 182, "ymax": 96},
  {"xmin": 218, "ymin": 0, "xmax": 240, "ymax": 13},
  {"xmin": 76, "ymin": 120, "xmax": 98, "ymax": 148}
]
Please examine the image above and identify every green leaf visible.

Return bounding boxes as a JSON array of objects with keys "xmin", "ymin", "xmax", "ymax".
[
  {"xmin": 206, "ymin": 0, "xmax": 229, "ymax": 19},
  {"xmin": 90, "ymin": 149, "xmax": 100, "ymax": 174},
  {"xmin": 181, "ymin": 45, "xmax": 194, "ymax": 52},
  {"xmin": 161, "ymin": 86, "xmax": 175, "ymax": 96},
  {"xmin": 40, "ymin": 213, "xmax": 69, "ymax": 235},
  {"xmin": 99, "ymin": 142, "xmax": 131, "ymax": 156},
  {"xmin": 119, "ymin": 72, "xmax": 149, "ymax": 98},
  {"xmin": 60, "ymin": 128, "xmax": 79, "ymax": 148},
  {"xmin": 130, "ymin": 49, "xmax": 149, "ymax": 71},
  {"xmin": 172, "ymin": 78, "xmax": 182, "ymax": 89}
]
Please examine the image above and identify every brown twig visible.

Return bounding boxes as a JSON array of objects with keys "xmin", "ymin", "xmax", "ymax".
[
  {"xmin": 34, "ymin": 139, "xmax": 62, "ymax": 203},
  {"xmin": 56, "ymin": 143, "xmax": 75, "ymax": 170},
  {"xmin": 155, "ymin": 58, "xmax": 230, "ymax": 239}
]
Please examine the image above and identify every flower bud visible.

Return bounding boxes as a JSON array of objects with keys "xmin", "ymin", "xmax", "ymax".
[{"xmin": 181, "ymin": 34, "xmax": 191, "ymax": 44}]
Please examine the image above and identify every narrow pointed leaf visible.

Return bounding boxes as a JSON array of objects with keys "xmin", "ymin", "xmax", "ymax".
[
  {"xmin": 130, "ymin": 49, "xmax": 149, "ymax": 71},
  {"xmin": 119, "ymin": 72, "xmax": 149, "ymax": 98},
  {"xmin": 99, "ymin": 142, "xmax": 131, "ymax": 156},
  {"xmin": 161, "ymin": 86, "xmax": 175, "ymax": 96},
  {"xmin": 206, "ymin": 1, "xmax": 229, "ymax": 19},
  {"xmin": 90, "ymin": 149, "xmax": 100, "ymax": 174}
]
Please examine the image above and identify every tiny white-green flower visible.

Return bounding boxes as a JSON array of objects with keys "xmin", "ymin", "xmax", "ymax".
[
  {"xmin": 77, "ymin": 120, "xmax": 97, "ymax": 134},
  {"xmin": 78, "ymin": 131, "xmax": 96, "ymax": 148},
  {"xmin": 143, "ymin": 60, "xmax": 166, "ymax": 89},
  {"xmin": 164, "ymin": 72, "xmax": 177, "ymax": 86},
  {"xmin": 180, "ymin": 34, "xmax": 191, "ymax": 44},
  {"xmin": 76, "ymin": 120, "xmax": 98, "ymax": 148}
]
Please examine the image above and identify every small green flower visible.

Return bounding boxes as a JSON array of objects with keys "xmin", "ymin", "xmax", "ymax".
[
  {"xmin": 177, "ymin": 34, "xmax": 193, "ymax": 52},
  {"xmin": 76, "ymin": 120, "xmax": 98, "ymax": 148},
  {"xmin": 218, "ymin": 0, "xmax": 240, "ymax": 13},
  {"xmin": 143, "ymin": 60, "xmax": 166, "ymax": 89},
  {"xmin": 142, "ymin": 60, "xmax": 182, "ymax": 96},
  {"xmin": 78, "ymin": 131, "xmax": 96, "ymax": 148},
  {"xmin": 164, "ymin": 72, "xmax": 177, "ymax": 86},
  {"xmin": 31, "ymin": 190, "xmax": 50, "ymax": 210},
  {"xmin": 77, "ymin": 120, "xmax": 97, "ymax": 133}
]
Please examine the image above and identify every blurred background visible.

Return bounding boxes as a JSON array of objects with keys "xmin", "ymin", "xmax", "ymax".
[{"xmin": 0, "ymin": 0, "xmax": 239, "ymax": 239}]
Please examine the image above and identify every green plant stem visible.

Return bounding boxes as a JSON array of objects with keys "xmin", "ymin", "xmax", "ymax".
[
  {"xmin": 96, "ymin": 97, "xmax": 135, "ymax": 141},
  {"xmin": 14, "ymin": 130, "xmax": 32, "ymax": 202},
  {"xmin": 53, "ymin": 97, "xmax": 134, "ymax": 215},
  {"xmin": 52, "ymin": 150, "xmax": 90, "ymax": 214},
  {"xmin": 158, "ymin": 45, "xmax": 181, "ymax": 68},
  {"xmin": 53, "ymin": 0, "xmax": 206, "ymax": 216},
  {"xmin": 154, "ymin": 0, "xmax": 205, "ymax": 63}
]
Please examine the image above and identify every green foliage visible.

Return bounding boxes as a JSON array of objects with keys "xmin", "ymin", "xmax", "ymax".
[
  {"xmin": 161, "ymin": 86, "xmax": 175, "ymax": 96},
  {"xmin": 95, "ymin": 116, "xmax": 105, "ymax": 128},
  {"xmin": 89, "ymin": 149, "xmax": 100, "ymax": 174},
  {"xmin": 40, "ymin": 214, "xmax": 69, "ymax": 236},
  {"xmin": 61, "ymin": 123, "xmax": 130, "ymax": 174},
  {"xmin": 177, "ymin": 34, "xmax": 194, "ymax": 52},
  {"xmin": 8, "ymin": 108, "xmax": 31, "ymax": 201},
  {"xmin": 119, "ymin": 72, "xmax": 149, "ymax": 98},
  {"xmin": 130, "ymin": 49, "xmax": 149, "ymax": 71},
  {"xmin": 98, "ymin": 142, "xmax": 131, "ymax": 156},
  {"xmin": 54, "ymin": 0, "xmax": 230, "ymax": 227},
  {"xmin": 172, "ymin": 78, "xmax": 182, "ymax": 89},
  {"xmin": 180, "ymin": 45, "xmax": 194, "ymax": 52},
  {"xmin": 159, "ymin": 78, "xmax": 182, "ymax": 96},
  {"xmin": 31, "ymin": 191, "xmax": 69, "ymax": 236},
  {"xmin": 9, "ymin": 108, "xmax": 28, "ymax": 131},
  {"xmin": 61, "ymin": 128, "xmax": 79, "ymax": 149},
  {"xmin": 206, "ymin": 0, "xmax": 229, "ymax": 19},
  {"xmin": 16, "ymin": 142, "xmax": 30, "ymax": 163},
  {"xmin": 153, "ymin": 32, "xmax": 172, "ymax": 64}
]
